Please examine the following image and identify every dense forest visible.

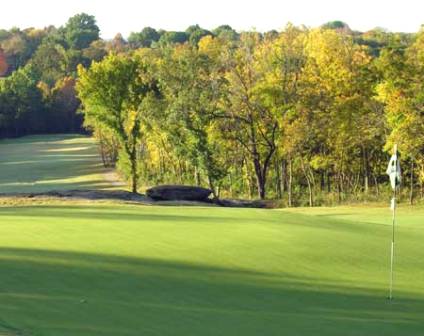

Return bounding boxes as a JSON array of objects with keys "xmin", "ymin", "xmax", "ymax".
[{"xmin": 1, "ymin": 15, "xmax": 423, "ymax": 205}]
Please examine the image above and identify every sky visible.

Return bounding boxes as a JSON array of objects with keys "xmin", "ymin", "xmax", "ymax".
[{"xmin": 0, "ymin": 0, "xmax": 423, "ymax": 38}]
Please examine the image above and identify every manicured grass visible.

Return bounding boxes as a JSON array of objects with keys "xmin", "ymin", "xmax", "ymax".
[
  {"xmin": 0, "ymin": 134, "xmax": 114, "ymax": 193},
  {"xmin": 1, "ymin": 135, "xmax": 423, "ymax": 334},
  {"xmin": 0, "ymin": 203, "xmax": 422, "ymax": 335}
]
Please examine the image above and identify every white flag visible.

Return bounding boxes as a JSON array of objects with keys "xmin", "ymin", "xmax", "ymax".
[{"xmin": 386, "ymin": 145, "xmax": 401, "ymax": 190}]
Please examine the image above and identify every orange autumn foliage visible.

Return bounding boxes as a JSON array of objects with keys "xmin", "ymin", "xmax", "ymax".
[{"xmin": 0, "ymin": 48, "xmax": 8, "ymax": 76}]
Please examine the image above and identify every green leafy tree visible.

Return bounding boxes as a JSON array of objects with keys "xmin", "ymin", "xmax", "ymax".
[
  {"xmin": 299, "ymin": 29, "xmax": 381, "ymax": 202},
  {"xmin": 322, "ymin": 21, "xmax": 351, "ymax": 32},
  {"xmin": 158, "ymin": 31, "xmax": 188, "ymax": 45},
  {"xmin": 213, "ymin": 25, "xmax": 238, "ymax": 41},
  {"xmin": 128, "ymin": 27, "xmax": 160, "ymax": 48},
  {"xmin": 64, "ymin": 13, "xmax": 100, "ymax": 50},
  {"xmin": 0, "ymin": 65, "xmax": 44, "ymax": 136},
  {"xmin": 155, "ymin": 44, "xmax": 226, "ymax": 196},
  {"xmin": 30, "ymin": 41, "xmax": 68, "ymax": 86},
  {"xmin": 255, "ymin": 24, "xmax": 307, "ymax": 204},
  {"xmin": 77, "ymin": 54, "xmax": 158, "ymax": 193},
  {"xmin": 222, "ymin": 32, "xmax": 280, "ymax": 199},
  {"xmin": 377, "ymin": 29, "xmax": 424, "ymax": 203},
  {"xmin": 44, "ymin": 77, "xmax": 81, "ymax": 133},
  {"xmin": 185, "ymin": 25, "xmax": 213, "ymax": 46},
  {"xmin": 82, "ymin": 40, "xmax": 107, "ymax": 62}
]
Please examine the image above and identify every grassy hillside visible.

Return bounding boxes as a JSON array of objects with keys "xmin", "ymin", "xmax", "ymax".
[
  {"xmin": 0, "ymin": 134, "xmax": 116, "ymax": 193},
  {"xmin": 0, "ymin": 203, "xmax": 422, "ymax": 335}
]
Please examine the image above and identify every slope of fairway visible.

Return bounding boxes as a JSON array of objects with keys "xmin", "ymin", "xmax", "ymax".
[
  {"xmin": 0, "ymin": 134, "xmax": 117, "ymax": 193},
  {"xmin": 0, "ymin": 204, "xmax": 423, "ymax": 335}
]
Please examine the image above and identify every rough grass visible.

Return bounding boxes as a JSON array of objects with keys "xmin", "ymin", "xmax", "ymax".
[
  {"xmin": 0, "ymin": 203, "xmax": 422, "ymax": 336},
  {"xmin": 0, "ymin": 134, "xmax": 116, "ymax": 193}
]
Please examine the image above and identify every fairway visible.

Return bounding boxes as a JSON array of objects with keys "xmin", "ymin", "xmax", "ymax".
[
  {"xmin": 0, "ymin": 135, "xmax": 115, "ymax": 193},
  {"xmin": 0, "ymin": 204, "xmax": 423, "ymax": 335}
]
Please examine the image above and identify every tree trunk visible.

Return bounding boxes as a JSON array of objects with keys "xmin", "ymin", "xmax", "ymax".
[
  {"xmin": 301, "ymin": 159, "xmax": 313, "ymax": 207},
  {"xmin": 253, "ymin": 157, "xmax": 266, "ymax": 200},
  {"xmin": 373, "ymin": 174, "xmax": 379, "ymax": 197},
  {"xmin": 257, "ymin": 177, "xmax": 266, "ymax": 200},
  {"xmin": 208, "ymin": 175, "xmax": 218, "ymax": 199},
  {"xmin": 131, "ymin": 170, "xmax": 137, "ymax": 193},
  {"xmin": 177, "ymin": 160, "xmax": 183, "ymax": 184},
  {"xmin": 195, "ymin": 166, "xmax": 201, "ymax": 186},
  {"xmin": 421, "ymin": 164, "xmax": 424, "ymax": 200},
  {"xmin": 288, "ymin": 159, "xmax": 293, "ymax": 207},
  {"xmin": 247, "ymin": 167, "xmax": 254, "ymax": 199},
  {"xmin": 228, "ymin": 173, "xmax": 233, "ymax": 197},
  {"xmin": 99, "ymin": 139, "xmax": 107, "ymax": 167},
  {"xmin": 410, "ymin": 159, "xmax": 414, "ymax": 205},
  {"xmin": 307, "ymin": 178, "xmax": 313, "ymax": 207},
  {"xmin": 281, "ymin": 160, "xmax": 286, "ymax": 194},
  {"xmin": 124, "ymin": 138, "xmax": 138, "ymax": 194},
  {"xmin": 129, "ymin": 146, "xmax": 138, "ymax": 194},
  {"xmin": 327, "ymin": 170, "xmax": 331, "ymax": 193},
  {"xmin": 363, "ymin": 147, "xmax": 369, "ymax": 193},
  {"xmin": 275, "ymin": 158, "xmax": 282, "ymax": 199},
  {"xmin": 337, "ymin": 171, "xmax": 342, "ymax": 203}
]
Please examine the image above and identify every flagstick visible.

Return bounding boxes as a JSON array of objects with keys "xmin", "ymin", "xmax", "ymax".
[{"xmin": 389, "ymin": 187, "xmax": 396, "ymax": 300}]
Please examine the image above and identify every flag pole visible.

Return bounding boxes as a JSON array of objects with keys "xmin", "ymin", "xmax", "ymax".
[
  {"xmin": 389, "ymin": 184, "xmax": 396, "ymax": 300},
  {"xmin": 388, "ymin": 143, "xmax": 399, "ymax": 301}
]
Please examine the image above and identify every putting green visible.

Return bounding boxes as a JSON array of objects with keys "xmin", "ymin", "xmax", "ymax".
[
  {"xmin": 0, "ymin": 203, "xmax": 422, "ymax": 335},
  {"xmin": 0, "ymin": 134, "xmax": 115, "ymax": 193}
]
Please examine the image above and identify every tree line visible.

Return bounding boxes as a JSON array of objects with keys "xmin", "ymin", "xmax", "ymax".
[{"xmin": 1, "ymin": 15, "xmax": 423, "ymax": 204}]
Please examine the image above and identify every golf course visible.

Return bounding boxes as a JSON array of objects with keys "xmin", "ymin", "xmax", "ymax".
[{"xmin": 0, "ymin": 135, "xmax": 423, "ymax": 336}]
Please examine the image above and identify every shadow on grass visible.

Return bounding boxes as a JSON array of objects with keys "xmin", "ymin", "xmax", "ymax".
[{"xmin": 0, "ymin": 247, "xmax": 422, "ymax": 336}]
